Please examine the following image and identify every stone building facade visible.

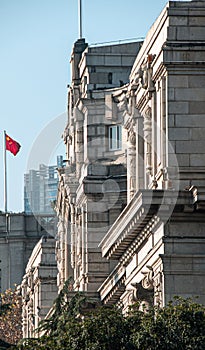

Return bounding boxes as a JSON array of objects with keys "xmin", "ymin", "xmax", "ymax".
[
  {"xmin": 21, "ymin": 1, "xmax": 205, "ymax": 336},
  {"xmin": 56, "ymin": 39, "xmax": 142, "ymax": 292},
  {"xmin": 0, "ymin": 213, "xmax": 56, "ymax": 293},
  {"xmin": 99, "ymin": 0, "xmax": 205, "ymax": 309},
  {"xmin": 21, "ymin": 237, "xmax": 58, "ymax": 338},
  {"xmin": 55, "ymin": 0, "xmax": 205, "ymax": 310}
]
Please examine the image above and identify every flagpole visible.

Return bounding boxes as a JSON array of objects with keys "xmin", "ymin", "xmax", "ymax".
[
  {"xmin": 4, "ymin": 130, "xmax": 7, "ymax": 213},
  {"xmin": 78, "ymin": 0, "xmax": 82, "ymax": 39}
]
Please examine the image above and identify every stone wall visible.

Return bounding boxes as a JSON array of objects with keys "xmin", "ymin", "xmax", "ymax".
[
  {"xmin": 21, "ymin": 237, "xmax": 58, "ymax": 338},
  {"xmin": 0, "ymin": 213, "xmax": 56, "ymax": 292}
]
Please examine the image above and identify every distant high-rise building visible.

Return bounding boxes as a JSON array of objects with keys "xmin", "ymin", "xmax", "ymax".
[{"xmin": 24, "ymin": 156, "xmax": 63, "ymax": 214}]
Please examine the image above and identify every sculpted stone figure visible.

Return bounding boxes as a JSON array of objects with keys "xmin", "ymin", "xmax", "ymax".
[
  {"xmin": 133, "ymin": 54, "xmax": 156, "ymax": 93},
  {"xmin": 113, "ymin": 90, "xmax": 132, "ymax": 116}
]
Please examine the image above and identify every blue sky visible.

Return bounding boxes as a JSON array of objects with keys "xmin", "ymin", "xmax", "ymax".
[{"xmin": 0, "ymin": 0, "xmax": 169, "ymax": 212}]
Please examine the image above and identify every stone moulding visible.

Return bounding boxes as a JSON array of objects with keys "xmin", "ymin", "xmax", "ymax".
[
  {"xmin": 99, "ymin": 189, "xmax": 195, "ymax": 260},
  {"xmin": 98, "ymin": 265, "xmax": 126, "ymax": 305}
]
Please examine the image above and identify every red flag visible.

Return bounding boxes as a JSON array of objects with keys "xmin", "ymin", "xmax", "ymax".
[{"xmin": 5, "ymin": 134, "xmax": 21, "ymax": 156}]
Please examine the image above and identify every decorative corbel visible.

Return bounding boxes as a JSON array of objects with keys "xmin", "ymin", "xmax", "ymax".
[
  {"xmin": 131, "ymin": 281, "xmax": 154, "ymax": 306},
  {"xmin": 131, "ymin": 266, "xmax": 154, "ymax": 306},
  {"xmin": 141, "ymin": 266, "xmax": 154, "ymax": 290},
  {"xmin": 132, "ymin": 54, "xmax": 156, "ymax": 98},
  {"xmin": 113, "ymin": 89, "xmax": 131, "ymax": 116}
]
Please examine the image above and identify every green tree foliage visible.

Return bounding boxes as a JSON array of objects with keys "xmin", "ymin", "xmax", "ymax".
[
  {"xmin": 0, "ymin": 287, "xmax": 22, "ymax": 348},
  {"xmin": 129, "ymin": 297, "xmax": 205, "ymax": 350},
  {"xmin": 14, "ymin": 281, "xmax": 205, "ymax": 350}
]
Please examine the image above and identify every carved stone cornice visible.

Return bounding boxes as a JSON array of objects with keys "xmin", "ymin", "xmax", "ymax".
[
  {"xmin": 119, "ymin": 215, "xmax": 160, "ymax": 266},
  {"xmin": 100, "ymin": 190, "xmax": 195, "ymax": 260},
  {"xmin": 98, "ymin": 264, "xmax": 126, "ymax": 305},
  {"xmin": 100, "ymin": 190, "xmax": 157, "ymax": 259}
]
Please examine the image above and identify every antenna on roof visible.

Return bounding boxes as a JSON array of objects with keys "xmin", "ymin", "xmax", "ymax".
[{"xmin": 78, "ymin": 0, "xmax": 82, "ymax": 39}]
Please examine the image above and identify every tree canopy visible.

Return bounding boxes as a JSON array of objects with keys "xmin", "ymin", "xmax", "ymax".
[
  {"xmin": 12, "ymin": 278, "xmax": 205, "ymax": 350},
  {"xmin": 0, "ymin": 287, "xmax": 22, "ymax": 349}
]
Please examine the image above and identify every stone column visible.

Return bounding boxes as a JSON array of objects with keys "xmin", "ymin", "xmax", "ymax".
[
  {"xmin": 135, "ymin": 114, "xmax": 144, "ymax": 190},
  {"xmin": 70, "ymin": 203, "xmax": 75, "ymax": 269},
  {"xmin": 74, "ymin": 105, "xmax": 84, "ymax": 179},
  {"xmin": 64, "ymin": 208, "xmax": 69, "ymax": 281},
  {"xmin": 143, "ymin": 106, "xmax": 153, "ymax": 185},
  {"xmin": 127, "ymin": 128, "xmax": 136, "ymax": 202}
]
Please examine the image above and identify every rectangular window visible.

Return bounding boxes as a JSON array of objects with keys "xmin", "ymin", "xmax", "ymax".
[{"xmin": 109, "ymin": 125, "xmax": 122, "ymax": 150}]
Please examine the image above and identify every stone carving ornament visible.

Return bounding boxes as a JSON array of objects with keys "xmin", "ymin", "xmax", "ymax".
[
  {"xmin": 130, "ymin": 266, "xmax": 154, "ymax": 306},
  {"xmin": 134, "ymin": 54, "xmax": 156, "ymax": 93},
  {"xmin": 113, "ymin": 90, "xmax": 132, "ymax": 116}
]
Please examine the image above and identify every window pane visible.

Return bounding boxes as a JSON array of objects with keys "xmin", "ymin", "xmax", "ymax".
[
  {"xmin": 109, "ymin": 127, "xmax": 113, "ymax": 149},
  {"xmin": 109, "ymin": 125, "xmax": 122, "ymax": 150},
  {"xmin": 117, "ymin": 125, "xmax": 122, "ymax": 149}
]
